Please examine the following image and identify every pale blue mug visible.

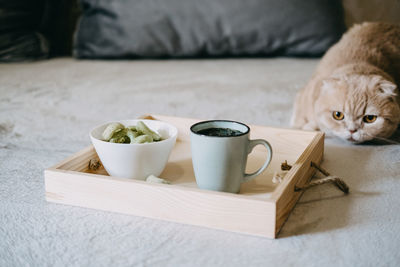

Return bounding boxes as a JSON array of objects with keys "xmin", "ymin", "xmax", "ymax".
[{"xmin": 190, "ymin": 120, "xmax": 273, "ymax": 193}]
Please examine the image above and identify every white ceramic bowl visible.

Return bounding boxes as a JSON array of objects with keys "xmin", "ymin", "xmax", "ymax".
[{"xmin": 90, "ymin": 119, "xmax": 178, "ymax": 180}]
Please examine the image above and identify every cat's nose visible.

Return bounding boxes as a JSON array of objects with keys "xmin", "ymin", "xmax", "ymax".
[{"xmin": 349, "ymin": 129, "xmax": 357, "ymax": 134}]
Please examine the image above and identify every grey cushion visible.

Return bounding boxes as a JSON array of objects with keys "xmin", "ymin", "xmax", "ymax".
[
  {"xmin": 0, "ymin": 0, "xmax": 49, "ymax": 62},
  {"xmin": 74, "ymin": 0, "xmax": 345, "ymax": 58}
]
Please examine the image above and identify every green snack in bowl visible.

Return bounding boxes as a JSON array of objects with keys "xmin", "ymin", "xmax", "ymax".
[
  {"xmin": 110, "ymin": 129, "xmax": 130, "ymax": 143},
  {"xmin": 102, "ymin": 122, "xmax": 124, "ymax": 141},
  {"xmin": 126, "ymin": 129, "xmax": 139, "ymax": 143},
  {"xmin": 136, "ymin": 121, "xmax": 161, "ymax": 141},
  {"xmin": 102, "ymin": 121, "xmax": 162, "ymax": 144},
  {"xmin": 132, "ymin": 134, "xmax": 153, "ymax": 143}
]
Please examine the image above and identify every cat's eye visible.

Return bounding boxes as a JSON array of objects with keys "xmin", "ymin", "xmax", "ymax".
[
  {"xmin": 363, "ymin": 115, "xmax": 377, "ymax": 123},
  {"xmin": 332, "ymin": 111, "xmax": 344, "ymax": 120}
]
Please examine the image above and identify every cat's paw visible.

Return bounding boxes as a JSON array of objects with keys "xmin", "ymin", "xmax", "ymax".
[
  {"xmin": 302, "ymin": 122, "xmax": 319, "ymax": 131},
  {"xmin": 290, "ymin": 116, "xmax": 307, "ymax": 129}
]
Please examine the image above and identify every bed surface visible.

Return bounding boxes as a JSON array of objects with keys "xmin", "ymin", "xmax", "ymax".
[{"xmin": 1, "ymin": 58, "xmax": 399, "ymax": 266}]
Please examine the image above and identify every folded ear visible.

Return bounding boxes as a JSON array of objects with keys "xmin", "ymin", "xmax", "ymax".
[{"xmin": 379, "ymin": 80, "xmax": 397, "ymax": 97}]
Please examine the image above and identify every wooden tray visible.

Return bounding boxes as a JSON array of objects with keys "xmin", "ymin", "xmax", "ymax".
[{"xmin": 45, "ymin": 114, "xmax": 324, "ymax": 238}]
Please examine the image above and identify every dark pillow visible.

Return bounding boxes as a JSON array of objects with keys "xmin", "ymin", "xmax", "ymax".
[
  {"xmin": 0, "ymin": 0, "xmax": 81, "ymax": 61},
  {"xmin": 74, "ymin": 0, "xmax": 346, "ymax": 59},
  {"xmin": 0, "ymin": 0, "xmax": 49, "ymax": 62}
]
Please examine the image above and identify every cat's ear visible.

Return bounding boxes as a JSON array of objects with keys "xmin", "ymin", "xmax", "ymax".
[{"xmin": 379, "ymin": 80, "xmax": 397, "ymax": 97}]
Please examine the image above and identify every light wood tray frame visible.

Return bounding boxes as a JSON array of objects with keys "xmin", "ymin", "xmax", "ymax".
[{"xmin": 45, "ymin": 114, "xmax": 324, "ymax": 238}]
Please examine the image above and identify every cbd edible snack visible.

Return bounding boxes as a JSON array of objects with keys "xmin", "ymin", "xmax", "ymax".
[{"xmin": 102, "ymin": 121, "xmax": 162, "ymax": 144}]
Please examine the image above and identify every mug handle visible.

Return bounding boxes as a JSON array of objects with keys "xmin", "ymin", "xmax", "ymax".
[{"xmin": 242, "ymin": 139, "xmax": 273, "ymax": 182}]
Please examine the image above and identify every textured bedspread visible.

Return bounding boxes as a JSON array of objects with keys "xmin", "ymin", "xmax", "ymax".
[{"xmin": 1, "ymin": 58, "xmax": 399, "ymax": 266}]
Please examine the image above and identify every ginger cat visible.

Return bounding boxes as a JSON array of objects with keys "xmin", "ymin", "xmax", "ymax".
[{"xmin": 291, "ymin": 22, "xmax": 400, "ymax": 143}]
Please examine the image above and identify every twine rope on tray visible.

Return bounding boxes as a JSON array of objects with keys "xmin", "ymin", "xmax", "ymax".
[
  {"xmin": 295, "ymin": 174, "xmax": 349, "ymax": 194},
  {"xmin": 275, "ymin": 160, "xmax": 350, "ymax": 194}
]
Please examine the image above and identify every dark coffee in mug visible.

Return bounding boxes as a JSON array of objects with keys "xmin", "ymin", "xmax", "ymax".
[{"xmin": 196, "ymin": 127, "xmax": 243, "ymax": 137}]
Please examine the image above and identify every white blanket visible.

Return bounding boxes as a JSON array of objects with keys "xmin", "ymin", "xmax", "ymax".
[{"xmin": 1, "ymin": 58, "xmax": 399, "ymax": 266}]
